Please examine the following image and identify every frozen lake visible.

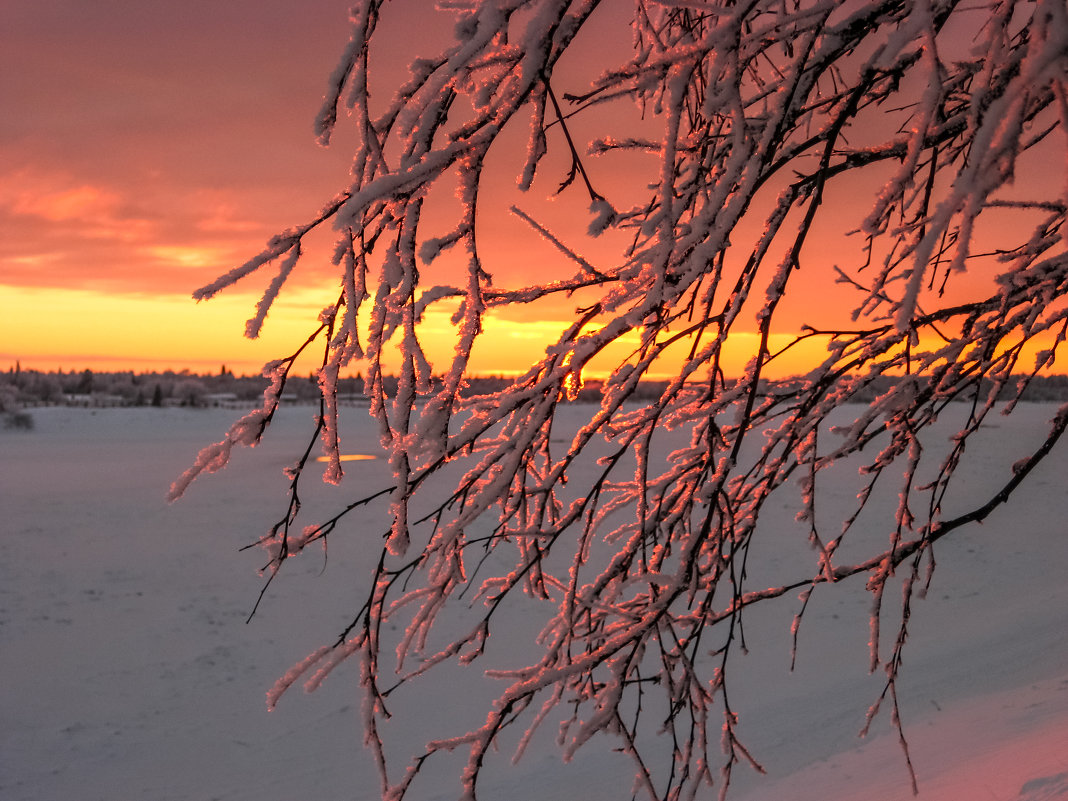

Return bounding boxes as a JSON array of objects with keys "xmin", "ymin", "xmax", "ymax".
[{"xmin": 2, "ymin": 404, "xmax": 1066, "ymax": 801}]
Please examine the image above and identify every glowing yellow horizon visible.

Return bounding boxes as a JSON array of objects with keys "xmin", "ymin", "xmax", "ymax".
[
  {"xmin": 5, "ymin": 282, "xmax": 1064, "ymax": 385},
  {"xmin": 0, "ymin": 282, "xmax": 843, "ymax": 381}
]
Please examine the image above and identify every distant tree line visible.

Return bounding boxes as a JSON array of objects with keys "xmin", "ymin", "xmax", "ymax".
[
  {"xmin": 4, "ymin": 363, "xmax": 1068, "ymax": 416},
  {"xmin": 0, "ymin": 364, "xmax": 338, "ymax": 410}
]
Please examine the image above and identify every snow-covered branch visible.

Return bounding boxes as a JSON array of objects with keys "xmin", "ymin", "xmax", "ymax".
[{"xmin": 178, "ymin": 1, "xmax": 1068, "ymax": 798}]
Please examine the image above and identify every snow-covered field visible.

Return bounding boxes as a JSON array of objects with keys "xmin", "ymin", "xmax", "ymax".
[{"xmin": 2, "ymin": 404, "xmax": 1066, "ymax": 801}]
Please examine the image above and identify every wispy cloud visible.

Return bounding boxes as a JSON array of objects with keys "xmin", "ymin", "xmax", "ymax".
[
  {"xmin": 0, "ymin": 169, "xmax": 277, "ymax": 296},
  {"xmin": 7, "ymin": 179, "xmax": 156, "ymax": 242}
]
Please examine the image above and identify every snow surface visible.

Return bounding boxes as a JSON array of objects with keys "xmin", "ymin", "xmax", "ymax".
[{"xmin": 2, "ymin": 404, "xmax": 1066, "ymax": 801}]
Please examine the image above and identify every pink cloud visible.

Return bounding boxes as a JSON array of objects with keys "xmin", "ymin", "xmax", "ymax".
[
  {"xmin": 7, "ymin": 178, "xmax": 156, "ymax": 243},
  {"xmin": 0, "ymin": 169, "xmax": 266, "ymax": 294}
]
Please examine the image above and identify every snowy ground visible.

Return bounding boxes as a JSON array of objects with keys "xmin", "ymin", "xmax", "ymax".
[{"xmin": 2, "ymin": 404, "xmax": 1066, "ymax": 801}]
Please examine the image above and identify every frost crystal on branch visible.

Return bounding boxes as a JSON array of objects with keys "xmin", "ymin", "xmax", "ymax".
[{"xmin": 176, "ymin": 1, "xmax": 1068, "ymax": 799}]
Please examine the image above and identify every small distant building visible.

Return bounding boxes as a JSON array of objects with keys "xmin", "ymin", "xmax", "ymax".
[
  {"xmin": 202, "ymin": 392, "xmax": 241, "ymax": 407},
  {"xmin": 337, "ymin": 394, "xmax": 371, "ymax": 406},
  {"xmin": 63, "ymin": 393, "xmax": 125, "ymax": 407}
]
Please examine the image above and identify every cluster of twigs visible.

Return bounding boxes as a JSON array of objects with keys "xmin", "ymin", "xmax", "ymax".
[{"xmin": 173, "ymin": 1, "xmax": 1068, "ymax": 799}]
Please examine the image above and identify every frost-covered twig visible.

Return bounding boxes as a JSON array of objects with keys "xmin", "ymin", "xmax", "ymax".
[{"xmin": 176, "ymin": 1, "xmax": 1068, "ymax": 799}]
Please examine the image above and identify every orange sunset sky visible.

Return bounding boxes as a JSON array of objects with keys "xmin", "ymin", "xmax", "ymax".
[{"xmin": 2, "ymin": 1, "xmax": 1064, "ymax": 380}]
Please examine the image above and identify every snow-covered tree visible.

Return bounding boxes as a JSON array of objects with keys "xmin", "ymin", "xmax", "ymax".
[{"xmin": 172, "ymin": 1, "xmax": 1068, "ymax": 798}]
